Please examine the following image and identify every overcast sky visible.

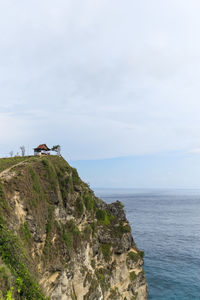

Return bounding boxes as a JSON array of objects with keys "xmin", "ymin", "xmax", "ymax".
[{"xmin": 1, "ymin": 1, "xmax": 200, "ymax": 187}]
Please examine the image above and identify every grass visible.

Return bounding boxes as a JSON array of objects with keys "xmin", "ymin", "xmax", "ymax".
[
  {"xmin": 127, "ymin": 251, "xmax": 140, "ymax": 263},
  {"xmin": 0, "ymin": 157, "xmax": 29, "ymax": 173},
  {"xmin": 74, "ymin": 196, "xmax": 84, "ymax": 217},
  {"xmin": 100, "ymin": 243, "xmax": 111, "ymax": 262},
  {"xmin": 139, "ymin": 250, "xmax": 144, "ymax": 258},
  {"xmin": 82, "ymin": 224, "xmax": 92, "ymax": 241},
  {"xmin": 0, "ymin": 181, "xmax": 8, "ymax": 210},
  {"xmin": 0, "ymin": 218, "xmax": 46, "ymax": 299},
  {"xmin": 95, "ymin": 268, "xmax": 111, "ymax": 293},
  {"xmin": 71, "ymin": 168, "xmax": 81, "ymax": 186},
  {"xmin": 29, "ymin": 167, "xmax": 41, "ymax": 193},
  {"xmin": 41, "ymin": 159, "xmax": 58, "ymax": 192},
  {"xmin": 96, "ymin": 209, "xmax": 114, "ymax": 226},
  {"xmin": 43, "ymin": 206, "xmax": 54, "ymax": 259},
  {"xmin": 0, "ymin": 262, "xmax": 12, "ymax": 296},
  {"xmin": 20, "ymin": 222, "xmax": 32, "ymax": 244},
  {"xmin": 61, "ymin": 219, "xmax": 80, "ymax": 250},
  {"xmin": 83, "ymin": 192, "xmax": 94, "ymax": 211},
  {"xmin": 129, "ymin": 271, "xmax": 137, "ymax": 282}
]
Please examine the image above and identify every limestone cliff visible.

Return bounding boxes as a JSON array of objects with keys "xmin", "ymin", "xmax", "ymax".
[{"xmin": 0, "ymin": 156, "xmax": 148, "ymax": 300}]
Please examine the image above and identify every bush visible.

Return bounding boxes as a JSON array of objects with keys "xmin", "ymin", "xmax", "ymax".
[
  {"xmin": 130, "ymin": 271, "xmax": 137, "ymax": 282},
  {"xmin": 61, "ymin": 220, "xmax": 80, "ymax": 250},
  {"xmin": 0, "ymin": 181, "xmax": 7, "ymax": 210},
  {"xmin": 0, "ymin": 221, "xmax": 46, "ymax": 299},
  {"xmin": 83, "ymin": 193, "xmax": 94, "ymax": 211},
  {"xmin": 41, "ymin": 159, "xmax": 57, "ymax": 192},
  {"xmin": 71, "ymin": 168, "xmax": 80, "ymax": 186},
  {"xmin": 127, "ymin": 251, "xmax": 140, "ymax": 262},
  {"xmin": 75, "ymin": 196, "xmax": 84, "ymax": 217},
  {"xmin": 96, "ymin": 209, "xmax": 114, "ymax": 226},
  {"xmin": 139, "ymin": 250, "xmax": 144, "ymax": 258},
  {"xmin": 20, "ymin": 222, "xmax": 32, "ymax": 243},
  {"xmin": 100, "ymin": 244, "xmax": 111, "ymax": 262}
]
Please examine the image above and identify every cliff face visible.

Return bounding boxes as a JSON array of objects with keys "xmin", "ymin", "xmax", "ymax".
[{"xmin": 0, "ymin": 156, "xmax": 148, "ymax": 300}]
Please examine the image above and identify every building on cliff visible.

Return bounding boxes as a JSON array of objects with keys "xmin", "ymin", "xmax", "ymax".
[{"xmin": 34, "ymin": 144, "xmax": 51, "ymax": 156}]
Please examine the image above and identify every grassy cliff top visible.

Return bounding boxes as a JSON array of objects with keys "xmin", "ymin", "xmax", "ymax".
[{"xmin": 0, "ymin": 155, "xmax": 140, "ymax": 300}]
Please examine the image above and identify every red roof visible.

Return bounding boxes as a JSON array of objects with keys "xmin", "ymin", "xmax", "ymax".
[{"xmin": 34, "ymin": 144, "xmax": 50, "ymax": 151}]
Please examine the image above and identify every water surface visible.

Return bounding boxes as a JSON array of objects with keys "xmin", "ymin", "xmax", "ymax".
[{"xmin": 94, "ymin": 188, "xmax": 200, "ymax": 300}]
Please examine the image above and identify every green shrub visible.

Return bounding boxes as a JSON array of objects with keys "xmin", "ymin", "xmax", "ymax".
[
  {"xmin": 0, "ymin": 181, "xmax": 7, "ymax": 209},
  {"xmin": 130, "ymin": 271, "xmax": 137, "ymax": 282},
  {"xmin": 65, "ymin": 176, "xmax": 74, "ymax": 193},
  {"xmin": 90, "ymin": 222, "xmax": 97, "ymax": 236},
  {"xmin": 29, "ymin": 168, "xmax": 40, "ymax": 193},
  {"xmin": 83, "ymin": 193, "xmax": 94, "ymax": 211},
  {"xmin": 20, "ymin": 222, "xmax": 32, "ymax": 243},
  {"xmin": 100, "ymin": 244, "xmax": 111, "ymax": 262},
  {"xmin": 43, "ymin": 207, "xmax": 54, "ymax": 258},
  {"xmin": 63, "ymin": 232, "xmax": 71, "ymax": 247},
  {"xmin": 0, "ymin": 263, "xmax": 12, "ymax": 291},
  {"xmin": 75, "ymin": 196, "xmax": 84, "ymax": 217},
  {"xmin": 41, "ymin": 159, "xmax": 57, "ymax": 191},
  {"xmin": 45, "ymin": 207, "xmax": 53, "ymax": 235},
  {"xmin": 0, "ymin": 220, "xmax": 46, "ymax": 299},
  {"xmin": 5, "ymin": 287, "xmax": 14, "ymax": 300},
  {"xmin": 71, "ymin": 168, "xmax": 80, "ymax": 186},
  {"xmin": 61, "ymin": 220, "xmax": 80, "ymax": 250},
  {"xmin": 95, "ymin": 268, "xmax": 110, "ymax": 293},
  {"xmin": 139, "ymin": 250, "xmax": 144, "ymax": 258},
  {"xmin": 82, "ymin": 224, "xmax": 92, "ymax": 241},
  {"xmin": 96, "ymin": 209, "xmax": 114, "ymax": 226},
  {"xmin": 127, "ymin": 251, "xmax": 140, "ymax": 262}
]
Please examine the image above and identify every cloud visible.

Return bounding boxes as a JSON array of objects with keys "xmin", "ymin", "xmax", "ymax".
[{"xmin": 1, "ymin": 1, "xmax": 200, "ymax": 159}]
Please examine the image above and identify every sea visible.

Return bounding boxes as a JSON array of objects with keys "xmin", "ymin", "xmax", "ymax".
[{"xmin": 94, "ymin": 188, "xmax": 200, "ymax": 300}]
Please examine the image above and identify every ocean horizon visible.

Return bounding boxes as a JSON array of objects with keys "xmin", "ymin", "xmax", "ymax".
[{"xmin": 94, "ymin": 188, "xmax": 200, "ymax": 300}]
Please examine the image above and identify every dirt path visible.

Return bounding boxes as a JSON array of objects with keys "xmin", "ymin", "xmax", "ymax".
[{"xmin": 0, "ymin": 160, "xmax": 29, "ymax": 180}]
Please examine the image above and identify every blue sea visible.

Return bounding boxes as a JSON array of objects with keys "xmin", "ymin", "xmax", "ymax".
[{"xmin": 94, "ymin": 188, "xmax": 200, "ymax": 300}]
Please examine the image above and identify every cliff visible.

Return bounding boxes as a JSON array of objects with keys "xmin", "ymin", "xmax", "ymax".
[{"xmin": 0, "ymin": 156, "xmax": 148, "ymax": 300}]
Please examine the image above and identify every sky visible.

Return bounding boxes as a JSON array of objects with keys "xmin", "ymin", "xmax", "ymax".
[{"xmin": 1, "ymin": 1, "xmax": 200, "ymax": 188}]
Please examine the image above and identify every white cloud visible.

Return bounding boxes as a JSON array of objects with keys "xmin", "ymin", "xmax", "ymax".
[{"xmin": 1, "ymin": 1, "xmax": 200, "ymax": 159}]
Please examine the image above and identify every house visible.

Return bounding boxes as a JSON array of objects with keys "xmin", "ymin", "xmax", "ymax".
[{"xmin": 34, "ymin": 144, "xmax": 51, "ymax": 156}]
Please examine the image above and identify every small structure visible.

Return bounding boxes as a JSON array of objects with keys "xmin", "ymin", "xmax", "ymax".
[{"xmin": 34, "ymin": 144, "xmax": 50, "ymax": 156}]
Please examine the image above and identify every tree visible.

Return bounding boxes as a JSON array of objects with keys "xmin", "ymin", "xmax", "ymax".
[
  {"xmin": 9, "ymin": 151, "xmax": 14, "ymax": 157},
  {"xmin": 51, "ymin": 145, "xmax": 61, "ymax": 156},
  {"xmin": 20, "ymin": 145, "xmax": 25, "ymax": 157}
]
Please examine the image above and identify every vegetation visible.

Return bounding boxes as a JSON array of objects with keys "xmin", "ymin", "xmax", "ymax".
[
  {"xmin": 0, "ymin": 157, "xmax": 28, "ymax": 173},
  {"xmin": 43, "ymin": 206, "xmax": 54, "ymax": 259},
  {"xmin": 95, "ymin": 268, "xmax": 110, "ymax": 293},
  {"xmin": 74, "ymin": 196, "xmax": 84, "ymax": 217},
  {"xmin": 0, "ymin": 181, "xmax": 7, "ymax": 210},
  {"xmin": 61, "ymin": 219, "xmax": 80, "ymax": 250},
  {"xmin": 130, "ymin": 271, "xmax": 137, "ymax": 282},
  {"xmin": 139, "ymin": 250, "xmax": 144, "ymax": 258},
  {"xmin": 96, "ymin": 209, "xmax": 114, "ymax": 226},
  {"xmin": 0, "ymin": 155, "xmax": 145, "ymax": 298},
  {"xmin": 83, "ymin": 192, "xmax": 94, "ymax": 211},
  {"xmin": 71, "ymin": 168, "xmax": 81, "ymax": 186},
  {"xmin": 20, "ymin": 222, "xmax": 32, "ymax": 244},
  {"xmin": 100, "ymin": 243, "xmax": 111, "ymax": 262},
  {"xmin": 127, "ymin": 251, "xmax": 140, "ymax": 263},
  {"xmin": 41, "ymin": 158, "xmax": 58, "ymax": 192},
  {"xmin": 0, "ymin": 220, "xmax": 46, "ymax": 299}
]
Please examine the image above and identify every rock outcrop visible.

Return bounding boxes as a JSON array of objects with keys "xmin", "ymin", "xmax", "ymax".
[{"xmin": 0, "ymin": 156, "xmax": 148, "ymax": 300}]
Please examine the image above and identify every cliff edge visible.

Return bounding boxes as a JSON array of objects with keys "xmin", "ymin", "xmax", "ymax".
[{"xmin": 0, "ymin": 156, "xmax": 148, "ymax": 300}]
